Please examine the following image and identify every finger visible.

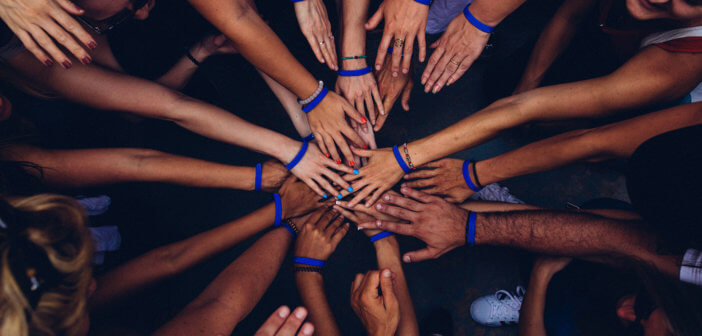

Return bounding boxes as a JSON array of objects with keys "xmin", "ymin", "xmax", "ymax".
[
  {"xmin": 297, "ymin": 322, "xmax": 315, "ymax": 336},
  {"xmin": 426, "ymin": 51, "xmax": 454, "ymax": 93},
  {"xmin": 302, "ymin": 177, "xmax": 329, "ymax": 198},
  {"xmin": 323, "ymin": 34, "xmax": 337, "ymax": 70},
  {"xmin": 381, "ymin": 192, "xmax": 424, "ymax": 211},
  {"xmin": 56, "ymin": 0, "xmax": 85, "ymax": 14},
  {"xmin": 277, "ymin": 307, "xmax": 308, "ymax": 335},
  {"xmin": 417, "ymin": 25, "xmax": 427, "ymax": 62},
  {"xmin": 321, "ymin": 168, "xmax": 351, "ymax": 190},
  {"xmin": 347, "ymin": 183, "xmax": 375, "ymax": 208},
  {"xmin": 315, "ymin": 132, "xmax": 330, "ymax": 158},
  {"xmin": 352, "ymin": 273, "xmax": 365, "ymax": 293},
  {"xmin": 403, "ymin": 248, "xmax": 438, "ymax": 263},
  {"xmin": 254, "ymin": 306, "xmax": 290, "ymax": 335},
  {"xmin": 340, "ymin": 126, "xmax": 365, "ymax": 149},
  {"xmin": 421, "ymin": 45, "xmax": 445, "ymax": 86},
  {"xmin": 433, "ymin": 54, "xmax": 463, "ymax": 92},
  {"xmin": 390, "ymin": 34, "xmax": 404, "ymax": 76},
  {"xmin": 307, "ymin": 207, "xmax": 330, "ymax": 226},
  {"xmin": 27, "ymin": 27, "xmax": 72, "ymax": 68},
  {"xmin": 403, "ymin": 168, "xmax": 438, "ymax": 180},
  {"xmin": 401, "ymin": 186, "xmax": 440, "ymax": 203},
  {"xmin": 361, "ymin": 270, "xmax": 381, "ymax": 298},
  {"xmin": 364, "ymin": 92, "xmax": 376, "ymax": 126},
  {"xmin": 14, "ymin": 31, "xmax": 52, "ymax": 66},
  {"xmin": 379, "ymin": 269, "xmax": 398, "ymax": 309},
  {"xmin": 447, "ymin": 55, "xmax": 477, "ymax": 86},
  {"xmin": 365, "ymin": 5, "xmax": 384, "ymax": 30},
  {"xmin": 331, "ymin": 221, "xmax": 349, "ymax": 243},
  {"xmin": 323, "ymin": 157, "xmax": 354, "ymax": 174},
  {"xmin": 342, "ymin": 171, "xmax": 363, "ymax": 182},
  {"xmin": 354, "ymin": 97, "xmax": 366, "ymax": 128},
  {"xmin": 371, "ymin": 84, "xmax": 385, "ymax": 116},
  {"xmin": 320, "ymin": 209, "xmax": 342, "ymax": 234},
  {"xmin": 359, "ymin": 220, "xmax": 415, "ymax": 236},
  {"xmin": 41, "ymin": 19, "xmax": 91, "ymax": 64},
  {"xmin": 318, "ymin": 35, "xmax": 333, "ymax": 67},
  {"xmin": 343, "ymin": 97, "xmax": 367, "ymax": 124},
  {"xmin": 375, "ymin": 203, "xmax": 417, "ymax": 221},
  {"xmin": 402, "ymin": 178, "xmax": 436, "ymax": 189},
  {"xmin": 314, "ymin": 175, "xmax": 341, "ymax": 198},
  {"xmin": 350, "ymin": 147, "xmax": 373, "ymax": 158},
  {"xmin": 333, "ymin": 205, "xmax": 361, "ymax": 223},
  {"xmin": 374, "ymin": 111, "xmax": 388, "ymax": 132},
  {"xmin": 401, "ymin": 33, "xmax": 415, "ymax": 74},
  {"xmin": 52, "ymin": 8, "xmax": 96, "ymax": 51},
  {"xmin": 332, "ymin": 133, "xmax": 356, "ymax": 166},
  {"xmin": 305, "ymin": 34, "xmax": 326, "ymax": 64},
  {"xmin": 321, "ymin": 132, "xmax": 341, "ymax": 164},
  {"xmin": 374, "ymin": 31, "xmax": 393, "ymax": 71},
  {"xmin": 401, "ymin": 80, "xmax": 413, "ymax": 111},
  {"xmin": 364, "ymin": 185, "xmax": 389, "ymax": 208}
]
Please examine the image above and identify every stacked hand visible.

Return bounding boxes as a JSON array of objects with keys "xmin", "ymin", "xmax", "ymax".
[
  {"xmin": 289, "ymin": 141, "xmax": 354, "ymax": 198},
  {"xmin": 294, "ymin": 0, "xmax": 338, "ymax": 70},
  {"xmin": 255, "ymin": 306, "xmax": 315, "ymax": 336},
  {"xmin": 341, "ymin": 146, "xmax": 405, "ymax": 207},
  {"xmin": 375, "ymin": 52, "xmax": 413, "ymax": 130},
  {"xmin": 335, "ymin": 59, "xmax": 384, "ymax": 127},
  {"xmin": 294, "ymin": 208, "xmax": 349, "ymax": 261},
  {"xmin": 350, "ymin": 269, "xmax": 400, "ymax": 336},
  {"xmin": 307, "ymin": 91, "xmax": 366, "ymax": 166},
  {"xmin": 260, "ymin": 160, "xmax": 290, "ymax": 193},
  {"xmin": 402, "ymin": 158, "xmax": 474, "ymax": 202},
  {"xmin": 333, "ymin": 191, "xmax": 404, "ymax": 236},
  {"xmin": 278, "ymin": 176, "xmax": 327, "ymax": 219},
  {"xmin": 357, "ymin": 186, "xmax": 469, "ymax": 263}
]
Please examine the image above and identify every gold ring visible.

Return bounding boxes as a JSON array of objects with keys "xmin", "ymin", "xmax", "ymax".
[
  {"xmin": 450, "ymin": 58, "xmax": 461, "ymax": 66},
  {"xmin": 393, "ymin": 38, "xmax": 405, "ymax": 48}
]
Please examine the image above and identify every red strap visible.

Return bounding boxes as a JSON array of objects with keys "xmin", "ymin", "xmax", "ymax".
[{"xmin": 655, "ymin": 37, "xmax": 702, "ymax": 53}]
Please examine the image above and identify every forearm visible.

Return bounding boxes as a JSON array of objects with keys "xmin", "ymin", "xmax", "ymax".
[
  {"xmin": 476, "ymin": 210, "xmax": 680, "ymax": 277},
  {"xmin": 467, "ymin": 0, "xmax": 526, "ymax": 26},
  {"xmin": 295, "ymin": 273, "xmax": 342, "ymax": 336},
  {"xmin": 92, "ymin": 203, "xmax": 276, "ymax": 309},
  {"xmin": 340, "ymin": 0, "xmax": 369, "ymax": 57},
  {"xmin": 258, "ymin": 70, "xmax": 311, "ymax": 137},
  {"xmin": 155, "ymin": 49, "xmax": 203, "ymax": 90},
  {"xmin": 152, "ymin": 228, "xmax": 293, "ymax": 336},
  {"xmin": 374, "ymin": 237, "xmax": 419, "ymax": 336},
  {"xmin": 518, "ymin": 270, "xmax": 551, "ymax": 336},
  {"xmin": 4, "ymin": 146, "xmax": 257, "ymax": 190},
  {"xmin": 188, "ymin": 0, "xmax": 319, "ymax": 99}
]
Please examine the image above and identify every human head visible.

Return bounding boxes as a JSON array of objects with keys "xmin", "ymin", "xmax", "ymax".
[
  {"xmin": 0, "ymin": 194, "xmax": 93, "ymax": 336},
  {"xmin": 74, "ymin": 0, "xmax": 155, "ymax": 21},
  {"xmin": 626, "ymin": 0, "xmax": 702, "ymax": 25}
]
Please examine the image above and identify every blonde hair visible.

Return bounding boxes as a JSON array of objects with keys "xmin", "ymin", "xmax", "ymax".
[{"xmin": 0, "ymin": 194, "xmax": 93, "ymax": 336}]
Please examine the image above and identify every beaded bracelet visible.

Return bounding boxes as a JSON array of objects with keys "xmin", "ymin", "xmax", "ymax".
[
  {"xmin": 293, "ymin": 256, "xmax": 326, "ymax": 268},
  {"xmin": 281, "ymin": 219, "xmax": 297, "ymax": 239},
  {"xmin": 340, "ymin": 55, "xmax": 367, "ymax": 60},
  {"xmin": 254, "ymin": 163, "xmax": 262, "ymax": 191},
  {"xmin": 294, "ymin": 266, "xmax": 322, "ymax": 273},
  {"xmin": 402, "ymin": 143, "xmax": 415, "ymax": 170},
  {"xmin": 285, "ymin": 141, "xmax": 309, "ymax": 170},
  {"xmin": 462, "ymin": 160, "xmax": 482, "ymax": 192},
  {"xmin": 302, "ymin": 87, "xmax": 329, "ymax": 113},
  {"xmin": 463, "ymin": 4, "xmax": 495, "ymax": 34},
  {"xmin": 392, "ymin": 145, "xmax": 412, "ymax": 173},
  {"xmin": 370, "ymin": 231, "xmax": 395, "ymax": 242},
  {"xmin": 298, "ymin": 81, "xmax": 324, "ymax": 105},
  {"xmin": 283, "ymin": 219, "xmax": 300, "ymax": 235},
  {"xmin": 338, "ymin": 67, "xmax": 372, "ymax": 77},
  {"xmin": 465, "ymin": 211, "xmax": 477, "ymax": 247}
]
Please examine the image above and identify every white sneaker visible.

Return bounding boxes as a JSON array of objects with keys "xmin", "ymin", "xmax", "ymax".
[{"xmin": 470, "ymin": 286, "xmax": 525, "ymax": 327}]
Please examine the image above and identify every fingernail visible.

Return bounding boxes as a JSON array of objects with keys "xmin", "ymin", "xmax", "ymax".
[
  {"xmin": 338, "ymin": 194, "xmax": 343, "ymax": 199},
  {"xmin": 322, "ymin": 194, "xmax": 328, "ymax": 199},
  {"xmin": 376, "ymin": 203, "xmax": 383, "ymax": 210},
  {"xmin": 81, "ymin": 56, "xmax": 91, "ymax": 64},
  {"xmin": 325, "ymin": 153, "xmax": 330, "ymax": 158},
  {"xmin": 88, "ymin": 41, "xmax": 97, "ymax": 49},
  {"xmin": 335, "ymin": 200, "xmax": 341, "ymax": 205},
  {"xmin": 432, "ymin": 86, "xmax": 438, "ymax": 94},
  {"xmin": 349, "ymin": 161, "xmax": 355, "ymax": 166},
  {"xmin": 294, "ymin": 307, "xmax": 307, "ymax": 319},
  {"xmin": 376, "ymin": 64, "xmax": 381, "ymax": 70},
  {"xmin": 347, "ymin": 187, "xmax": 353, "ymax": 192},
  {"xmin": 361, "ymin": 117, "xmax": 367, "ymax": 123},
  {"xmin": 376, "ymin": 220, "xmax": 383, "ymax": 227},
  {"xmin": 358, "ymin": 226, "xmax": 364, "ymax": 230},
  {"xmin": 336, "ymin": 160, "xmax": 341, "ymax": 164},
  {"xmin": 403, "ymin": 255, "xmax": 411, "ymax": 263},
  {"xmin": 62, "ymin": 60, "xmax": 72, "ymax": 69},
  {"xmin": 392, "ymin": 72, "xmax": 398, "ymax": 77},
  {"xmin": 383, "ymin": 270, "xmax": 392, "ymax": 277},
  {"xmin": 302, "ymin": 324, "xmax": 314, "ymax": 335},
  {"xmin": 402, "ymin": 68, "xmax": 408, "ymax": 74},
  {"xmin": 278, "ymin": 306, "xmax": 290, "ymax": 318},
  {"xmin": 384, "ymin": 194, "xmax": 390, "ymax": 201},
  {"xmin": 363, "ymin": 145, "xmax": 368, "ymax": 149},
  {"xmin": 353, "ymin": 169, "xmax": 359, "ymax": 175},
  {"xmin": 44, "ymin": 59, "xmax": 54, "ymax": 67}
]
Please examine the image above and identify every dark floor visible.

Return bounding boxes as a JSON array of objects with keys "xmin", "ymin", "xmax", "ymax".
[{"xmin": 8, "ymin": 1, "xmax": 632, "ymax": 335}]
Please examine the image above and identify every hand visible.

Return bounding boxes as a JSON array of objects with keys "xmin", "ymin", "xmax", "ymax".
[
  {"xmin": 307, "ymin": 91, "xmax": 366, "ymax": 165},
  {"xmin": 366, "ymin": 0, "xmax": 429, "ymax": 76},
  {"xmin": 289, "ymin": 141, "xmax": 354, "ymax": 198},
  {"xmin": 294, "ymin": 0, "xmax": 337, "ymax": 70},
  {"xmin": 532, "ymin": 256, "xmax": 572, "ymax": 278},
  {"xmin": 0, "ymin": 0, "xmax": 96, "ymax": 67},
  {"xmin": 350, "ymin": 269, "xmax": 400, "ymax": 336},
  {"xmin": 402, "ymin": 158, "xmax": 472, "ymax": 203},
  {"xmin": 261, "ymin": 160, "xmax": 290, "ymax": 193},
  {"xmin": 191, "ymin": 34, "xmax": 238, "ymax": 62},
  {"xmin": 333, "ymin": 192, "xmax": 403, "ymax": 236},
  {"xmin": 278, "ymin": 176, "xmax": 326, "ymax": 219},
  {"xmin": 334, "ymin": 59, "xmax": 384, "ymax": 126},
  {"xmin": 375, "ymin": 54, "xmax": 413, "ymax": 131},
  {"xmin": 294, "ymin": 208, "xmax": 349, "ymax": 261},
  {"xmin": 342, "ymin": 147, "xmax": 405, "ymax": 208},
  {"xmin": 357, "ymin": 186, "xmax": 469, "ymax": 263},
  {"xmin": 421, "ymin": 13, "xmax": 490, "ymax": 93},
  {"xmin": 348, "ymin": 119, "xmax": 377, "ymax": 166},
  {"xmin": 254, "ymin": 306, "xmax": 315, "ymax": 336}
]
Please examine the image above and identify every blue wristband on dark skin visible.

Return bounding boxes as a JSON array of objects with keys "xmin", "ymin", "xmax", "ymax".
[
  {"xmin": 293, "ymin": 257, "xmax": 325, "ymax": 267},
  {"xmin": 273, "ymin": 193, "xmax": 282, "ymax": 228},
  {"xmin": 465, "ymin": 211, "xmax": 476, "ymax": 247},
  {"xmin": 255, "ymin": 163, "xmax": 262, "ymax": 191}
]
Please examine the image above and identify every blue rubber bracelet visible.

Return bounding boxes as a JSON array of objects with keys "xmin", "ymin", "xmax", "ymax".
[
  {"xmin": 463, "ymin": 4, "xmax": 495, "ymax": 34},
  {"xmin": 462, "ymin": 160, "xmax": 482, "ymax": 192},
  {"xmin": 290, "ymin": 0, "xmax": 304, "ymax": 2},
  {"xmin": 338, "ymin": 67, "xmax": 372, "ymax": 77},
  {"xmin": 273, "ymin": 193, "xmax": 282, "ymax": 227},
  {"xmin": 466, "ymin": 211, "xmax": 477, "ymax": 247},
  {"xmin": 293, "ymin": 257, "xmax": 325, "ymax": 267},
  {"xmin": 392, "ymin": 145, "xmax": 412, "ymax": 173},
  {"xmin": 302, "ymin": 133, "xmax": 315, "ymax": 142},
  {"xmin": 414, "ymin": 0, "xmax": 431, "ymax": 5},
  {"xmin": 387, "ymin": 47, "xmax": 404, "ymax": 56},
  {"xmin": 282, "ymin": 223, "xmax": 297, "ymax": 239},
  {"xmin": 302, "ymin": 87, "xmax": 329, "ymax": 113},
  {"xmin": 285, "ymin": 141, "xmax": 309, "ymax": 170},
  {"xmin": 255, "ymin": 163, "xmax": 262, "ymax": 191},
  {"xmin": 370, "ymin": 231, "xmax": 395, "ymax": 242}
]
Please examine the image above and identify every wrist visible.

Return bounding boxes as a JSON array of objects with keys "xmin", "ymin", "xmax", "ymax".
[
  {"xmin": 189, "ymin": 44, "xmax": 211, "ymax": 63},
  {"xmin": 340, "ymin": 58, "xmax": 368, "ymax": 69}
]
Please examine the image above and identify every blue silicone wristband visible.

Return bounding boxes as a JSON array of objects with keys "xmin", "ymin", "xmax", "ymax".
[
  {"xmin": 338, "ymin": 67, "xmax": 372, "ymax": 76},
  {"xmin": 302, "ymin": 133, "xmax": 315, "ymax": 142},
  {"xmin": 273, "ymin": 193, "xmax": 282, "ymax": 227},
  {"xmin": 302, "ymin": 87, "xmax": 329, "ymax": 113},
  {"xmin": 466, "ymin": 211, "xmax": 477, "ymax": 247},
  {"xmin": 414, "ymin": 0, "xmax": 431, "ymax": 5},
  {"xmin": 463, "ymin": 4, "xmax": 495, "ymax": 34},
  {"xmin": 392, "ymin": 145, "xmax": 412, "ymax": 173},
  {"xmin": 285, "ymin": 141, "xmax": 309, "ymax": 170},
  {"xmin": 293, "ymin": 257, "xmax": 325, "ymax": 267},
  {"xmin": 462, "ymin": 160, "xmax": 482, "ymax": 192},
  {"xmin": 290, "ymin": 0, "xmax": 304, "ymax": 2},
  {"xmin": 255, "ymin": 163, "xmax": 262, "ymax": 191},
  {"xmin": 370, "ymin": 231, "xmax": 395, "ymax": 242}
]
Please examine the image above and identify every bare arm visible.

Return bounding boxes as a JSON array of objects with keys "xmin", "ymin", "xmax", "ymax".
[
  {"xmin": 258, "ymin": 70, "xmax": 311, "ymax": 138},
  {"xmin": 295, "ymin": 274, "xmax": 341, "ymax": 336},
  {"xmin": 519, "ymin": 257, "xmax": 572, "ymax": 336},
  {"xmin": 152, "ymin": 228, "xmax": 293, "ymax": 336},
  {"xmin": 514, "ymin": 0, "xmax": 598, "ymax": 93},
  {"xmin": 2, "ymin": 145, "xmax": 288, "ymax": 192}
]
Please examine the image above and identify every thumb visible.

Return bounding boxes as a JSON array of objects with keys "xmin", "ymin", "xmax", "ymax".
[
  {"xmin": 379, "ymin": 269, "xmax": 398, "ymax": 309},
  {"xmin": 365, "ymin": 6, "xmax": 384, "ymax": 30},
  {"xmin": 57, "ymin": 0, "xmax": 85, "ymax": 14},
  {"xmin": 402, "ymin": 248, "xmax": 436, "ymax": 263}
]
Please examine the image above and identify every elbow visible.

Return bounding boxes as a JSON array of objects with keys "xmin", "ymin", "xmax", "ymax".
[
  {"xmin": 155, "ymin": 90, "xmax": 196, "ymax": 124},
  {"xmin": 571, "ymin": 127, "xmax": 619, "ymax": 162}
]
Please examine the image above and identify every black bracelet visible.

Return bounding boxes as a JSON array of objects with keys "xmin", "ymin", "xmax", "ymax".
[
  {"xmin": 284, "ymin": 219, "xmax": 300, "ymax": 235},
  {"xmin": 294, "ymin": 266, "xmax": 322, "ymax": 274},
  {"xmin": 471, "ymin": 161, "xmax": 484, "ymax": 189},
  {"xmin": 185, "ymin": 50, "xmax": 201, "ymax": 66}
]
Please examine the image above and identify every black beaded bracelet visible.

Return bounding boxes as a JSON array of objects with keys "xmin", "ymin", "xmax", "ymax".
[
  {"xmin": 284, "ymin": 219, "xmax": 300, "ymax": 235},
  {"xmin": 294, "ymin": 266, "xmax": 323, "ymax": 274}
]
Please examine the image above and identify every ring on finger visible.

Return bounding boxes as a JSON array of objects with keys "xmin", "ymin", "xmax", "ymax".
[
  {"xmin": 449, "ymin": 58, "xmax": 461, "ymax": 66},
  {"xmin": 393, "ymin": 38, "xmax": 405, "ymax": 48},
  {"xmin": 319, "ymin": 41, "xmax": 325, "ymax": 45}
]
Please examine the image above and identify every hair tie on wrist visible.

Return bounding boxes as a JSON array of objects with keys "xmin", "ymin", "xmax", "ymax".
[
  {"xmin": 255, "ymin": 163, "xmax": 262, "ymax": 191},
  {"xmin": 414, "ymin": 0, "xmax": 431, "ymax": 5},
  {"xmin": 340, "ymin": 55, "xmax": 367, "ymax": 60},
  {"xmin": 285, "ymin": 141, "xmax": 309, "ymax": 170},
  {"xmin": 293, "ymin": 256, "xmax": 325, "ymax": 267},
  {"xmin": 273, "ymin": 193, "xmax": 282, "ymax": 228},
  {"xmin": 462, "ymin": 160, "xmax": 482, "ymax": 192},
  {"xmin": 465, "ymin": 211, "xmax": 477, "ymax": 247},
  {"xmin": 392, "ymin": 145, "xmax": 412, "ymax": 173},
  {"xmin": 463, "ymin": 4, "xmax": 495, "ymax": 34},
  {"xmin": 302, "ymin": 87, "xmax": 329, "ymax": 113},
  {"xmin": 338, "ymin": 67, "xmax": 372, "ymax": 77},
  {"xmin": 370, "ymin": 231, "xmax": 394, "ymax": 242},
  {"xmin": 185, "ymin": 50, "xmax": 201, "ymax": 66},
  {"xmin": 302, "ymin": 133, "xmax": 315, "ymax": 142}
]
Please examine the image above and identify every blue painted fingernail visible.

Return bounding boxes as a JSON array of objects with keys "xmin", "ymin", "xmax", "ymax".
[
  {"xmin": 338, "ymin": 194, "xmax": 343, "ymax": 199},
  {"xmin": 322, "ymin": 194, "xmax": 328, "ymax": 199},
  {"xmin": 353, "ymin": 169, "xmax": 359, "ymax": 175},
  {"xmin": 348, "ymin": 187, "xmax": 353, "ymax": 192}
]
